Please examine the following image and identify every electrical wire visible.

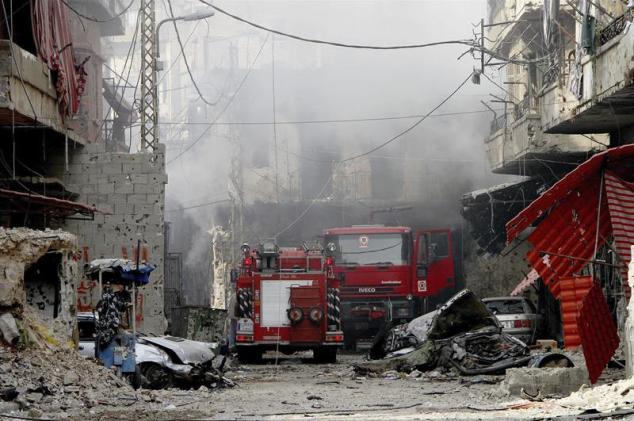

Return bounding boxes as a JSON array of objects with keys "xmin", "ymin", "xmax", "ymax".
[
  {"xmin": 98, "ymin": 9, "xmax": 141, "ymax": 144},
  {"xmin": 198, "ymin": 1, "xmax": 550, "ymax": 65},
  {"xmin": 61, "ymin": 0, "xmax": 136, "ymax": 23},
  {"xmin": 146, "ymin": 109, "xmax": 504, "ymax": 126},
  {"xmin": 337, "ymin": 73, "xmax": 472, "ymax": 163},
  {"xmin": 198, "ymin": 1, "xmax": 477, "ymax": 51},
  {"xmin": 165, "ymin": 198, "xmax": 230, "ymax": 212},
  {"xmin": 166, "ymin": 34, "xmax": 270, "ymax": 165},
  {"xmin": 165, "ymin": 0, "xmax": 219, "ymax": 107},
  {"xmin": 273, "ymin": 165, "xmax": 336, "ymax": 238}
]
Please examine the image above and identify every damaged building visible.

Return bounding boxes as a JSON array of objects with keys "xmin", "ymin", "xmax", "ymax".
[
  {"xmin": 463, "ymin": 0, "xmax": 634, "ymax": 379},
  {"xmin": 0, "ymin": 228, "xmax": 78, "ymax": 346},
  {"xmin": 0, "ymin": 1, "xmax": 167, "ymax": 335}
]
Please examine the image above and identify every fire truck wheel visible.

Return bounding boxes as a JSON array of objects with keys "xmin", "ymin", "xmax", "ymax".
[
  {"xmin": 313, "ymin": 347, "xmax": 337, "ymax": 364},
  {"xmin": 237, "ymin": 347, "xmax": 263, "ymax": 364}
]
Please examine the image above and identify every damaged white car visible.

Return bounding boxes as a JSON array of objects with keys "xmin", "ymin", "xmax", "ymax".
[{"xmin": 78, "ymin": 313, "xmax": 231, "ymax": 389}]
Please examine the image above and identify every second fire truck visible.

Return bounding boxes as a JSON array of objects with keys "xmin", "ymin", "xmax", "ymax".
[
  {"xmin": 323, "ymin": 225, "xmax": 460, "ymax": 350},
  {"xmin": 233, "ymin": 240, "xmax": 344, "ymax": 363}
]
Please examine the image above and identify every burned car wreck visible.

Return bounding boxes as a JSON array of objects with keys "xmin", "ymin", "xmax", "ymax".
[
  {"xmin": 136, "ymin": 335, "xmax": 232, "ymax": 390},
  {"xmin": 78, "ymin": 315, "xmax": 233, "ymax": 390},
  {"xmin": 357, "ymin": 290, "xmax": 571, "ymax": 376}
]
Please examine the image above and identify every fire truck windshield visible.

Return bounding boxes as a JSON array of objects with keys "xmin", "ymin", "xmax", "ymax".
[{"xmin": 326, "ymin": 233, "xmax": 410, "ymax": 266}]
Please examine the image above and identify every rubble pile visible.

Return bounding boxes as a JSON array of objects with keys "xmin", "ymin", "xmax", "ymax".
[
  {"xmin": 0, "ymin": 344, "xmax": 135, "ymax": 414},
  {"xmin": 553, "ymin": 377, "xmax": 634, "ymax": 413}
]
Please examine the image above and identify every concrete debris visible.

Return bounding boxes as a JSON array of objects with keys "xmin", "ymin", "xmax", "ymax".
[
  {"xmin": 502, "ymin": 366, "xmax": 589, "ymax": 398},
  {"xmin": 0, "ymin": 228, "xmax": 79, "ymax": 345},
  {"xmin": 552, "ymin": 377, "xmax": 634, "ymax": 413},
  {"xmin": 0, "ymin": 313, "xmax": 19, "ymax": 346}
]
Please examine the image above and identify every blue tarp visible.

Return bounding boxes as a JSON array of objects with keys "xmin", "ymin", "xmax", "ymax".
[{"xmin": 87, "ymin": 258, "xmax": 155, "ymax": 285}]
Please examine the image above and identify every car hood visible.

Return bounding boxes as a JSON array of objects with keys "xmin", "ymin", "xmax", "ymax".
[
  {"xmin": 411, "ymin": 289, "xmax": 501, "ymax": 342},
  {"xmin": 140, "ymin": 336, "xmax": 217, "ymax": 365}
]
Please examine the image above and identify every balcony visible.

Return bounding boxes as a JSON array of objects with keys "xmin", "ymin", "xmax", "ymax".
[
  {"xmin": 546, "ymin": 13, "xmax": 634, "ymax": 136},
  {"xmin": 0, "ymin": 41, "xmax": 84, "ymax": 145},
  {"xmin": 487, "ymin": 0, "xmax": 543, "ymax": 55},
  {"xmin": 485, "ymin": 109, "xmax": 597, "ymax": 175}
]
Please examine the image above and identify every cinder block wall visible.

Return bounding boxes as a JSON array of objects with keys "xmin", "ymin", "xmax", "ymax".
[{"xmin": 63, "ymin": 143, "xmax": 168, "ymax": 335}]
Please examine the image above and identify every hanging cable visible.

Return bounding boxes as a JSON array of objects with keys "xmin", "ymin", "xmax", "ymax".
[
  {"xmin": 273, "ymin": 165, "xmax": 337, "ymax": 238},
  {"xmin": 61, "ymin": 0, "xmax": 136, "ymax": 23},
  {"xmin": 166, "ymin": 34, "xmax": 270, "ymax": 165},
  {"xmin": 165, "ymin": 0, "xmax": 220, "ymax": 107},
  {"xmin": 336, "ymin": 72, "xmax": 472, "ymax": 163},
  {"xmin": 198, "ymin": 0, "xmax": 476, "ymax": 50},
  {"xmin": 197, "ymin": 0, "xmax": 550, "ymax": 65}
]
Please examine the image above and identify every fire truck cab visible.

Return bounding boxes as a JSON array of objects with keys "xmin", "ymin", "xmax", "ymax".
[
  {"xmin": 234, "ymin": 240, "xmax": 344, "ymax": 363},
  {"xmin": 323, "ymin": 225, "xmax": 458, "ymax": 350}
]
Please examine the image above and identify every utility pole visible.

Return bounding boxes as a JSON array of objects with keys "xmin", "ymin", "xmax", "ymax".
[{"xmin": 140, "ymin": 0, "xmax": 158, "ymax": 151}]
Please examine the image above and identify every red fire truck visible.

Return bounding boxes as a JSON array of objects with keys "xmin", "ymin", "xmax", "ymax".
[
  {"xmin": 233, "ymin": 240, "xmax": 344, "ymax": 363},
  {"xmin": 323, "ymin": 225, "xmax": 459, "ymax": 350}
]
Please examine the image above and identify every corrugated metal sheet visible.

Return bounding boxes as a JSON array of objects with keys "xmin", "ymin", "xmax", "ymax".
[
  {"xmin": 524, "ymin": 179, "xmax": 611, "ymax": 298},
  {"xmin": 559, "ymin": 276, "xmax": 593, "ymax": 348},
  {"xmin": 507, "ymin": 144, "xmax": 634, "ymax": 243},
  {"xmin": 578, "ymin": 284, "xmax": 620, "ymax": 384},
  {"xmin": 604, "ymin": 171, "xmax": 634, "ymax": 298}
]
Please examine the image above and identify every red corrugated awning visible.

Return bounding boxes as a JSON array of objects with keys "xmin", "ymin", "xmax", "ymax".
[
  {"xmin": 507, "ymin": 144, "xmax": 634, "ymax": 244},
  {"xmin": 504, "ymin": 144, "xmax": 634, "ymax": 381}
]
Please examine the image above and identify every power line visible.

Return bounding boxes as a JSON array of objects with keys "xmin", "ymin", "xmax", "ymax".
[
  {"xmin": 273, "ymin": 166, "xmax": 336, "ymax": 238},
  {"xmin": 165, "ymin": 198, "xmax": 230, "ymax": 212},
  {"xmin": 61, "ymin": 0, "xmax": 136, "ymax": 23},
  {"xmin": 97, "ymin": 9, "xmax": 142, "ymax": 144},
  {"xmin": 147, "ymin": 109, "xmax": 503, "ymax": 127},
  {"xmin": 337, "ymin": 73, "xmax": 473, "ymax": 163},
  {"xmin": 197, "ymin": 1, "xmax": 549, "ymax": 66},
  {"xmin": 165, "ymin": 0, "xmax": 219, "ymax": 107},
  {"xmin": 166, "ymin": 34, "xmax": 270, "ymax": 165},
  {"xmin": 198, "ymin": 1, "xmax": 476, "ymax": 51}
]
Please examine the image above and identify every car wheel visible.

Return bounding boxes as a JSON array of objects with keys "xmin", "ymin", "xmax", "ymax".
[{"xmin": 140, "ymin": 363, "xmax": 172, "ymax": 389}]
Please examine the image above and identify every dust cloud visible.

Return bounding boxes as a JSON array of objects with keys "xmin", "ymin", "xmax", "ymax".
[{"xmin": 161, "ymin": 1, "xmax": 511, "ymax": 304}]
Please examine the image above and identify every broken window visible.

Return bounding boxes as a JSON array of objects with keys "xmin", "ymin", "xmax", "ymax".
[
  {"xmin": 484, "ymin": 299, "xmax": 526, "ymax": 315},
  {"xmin": 25, "ymin": 252, "xmax": 63, "ymax": 319}
]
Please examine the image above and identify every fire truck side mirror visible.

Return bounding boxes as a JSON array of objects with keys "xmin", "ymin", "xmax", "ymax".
[{"xmin": 326, "ymin": 242, "xmax": 337, "ymax": 255}]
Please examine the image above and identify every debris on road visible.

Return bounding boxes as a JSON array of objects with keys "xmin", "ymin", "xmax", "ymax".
[
  {"xmin": 502, "ymin": 366, "xmax": 589, "ymax": 397},
  {"xmin": 356, "ymin": 290, "xmax": 574, "ymax": 378}
]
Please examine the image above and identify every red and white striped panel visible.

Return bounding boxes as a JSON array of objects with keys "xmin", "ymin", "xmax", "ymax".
[{"xmin": 604, "ymin": 171, "xmax": 634, "ymax": 293}]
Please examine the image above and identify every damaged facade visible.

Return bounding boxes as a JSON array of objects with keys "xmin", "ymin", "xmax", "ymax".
[
  {"xmin": 0, "ymin": 1, "xmax": 167, "ymax": 335},
  {"xmin": 0, "ymin": 228, "xmax": 78, "ymax": 345},
  {"xmin": 464, "ymin": 0, "xmax": 634, "ymax": 380}
]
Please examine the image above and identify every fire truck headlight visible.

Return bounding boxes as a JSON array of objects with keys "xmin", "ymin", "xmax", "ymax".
[
  {"xmin": 287, "ymin": 307, "xmax": 304, "ymax": 324},
  {"xmin": 240, "ymin": 243, "xmax": 250, "ymax": 255},
  {"xmin": 309, "ymin": 307, "xmax": 324, "ymax": 323}
]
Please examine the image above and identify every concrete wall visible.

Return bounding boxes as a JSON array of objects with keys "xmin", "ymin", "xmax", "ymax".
[
  {"xmin": 63, "ymin": 143, "xmax": 168, "ymax": 335},
  {"xmin": 170, "ymin": 307, "xmax": 227, "ymax": 342},
  {"xmin": 0, "ymin": 228, "xmax": 79, "ymax": 344}
]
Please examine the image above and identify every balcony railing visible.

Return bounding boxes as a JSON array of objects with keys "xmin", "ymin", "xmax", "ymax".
[
  {"xmin": 491, "ymin": 113, "xmax": 507, "ymax": 134},
  {"xmin": 514, "ymin": 96, "xmax": 533, "ymax": 120},
  {"xmin": 599, "ymin": 13, "xmax": 629, "ymax": 46}
]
